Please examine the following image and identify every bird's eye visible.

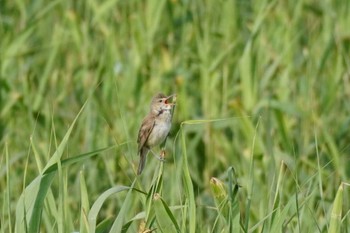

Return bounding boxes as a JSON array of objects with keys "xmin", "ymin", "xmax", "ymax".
[{"xmin": 159, "ymin": 99, "xmax": 162, "ymax": 103}]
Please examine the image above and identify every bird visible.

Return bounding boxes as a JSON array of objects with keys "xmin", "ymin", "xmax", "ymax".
[{"xmin": 137, "ymin": 93, "xmax": 175, "ymax": 175}]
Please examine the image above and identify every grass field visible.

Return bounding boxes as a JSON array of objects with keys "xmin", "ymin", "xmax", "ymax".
[{"xmin": 1, "ymin": 0, "xmax": 350, "ymax": 232}]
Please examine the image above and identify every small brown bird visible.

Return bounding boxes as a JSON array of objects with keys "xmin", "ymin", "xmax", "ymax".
[{"xmin": 137, "ymin": 93, "xmax": 175, "ymax": 175}]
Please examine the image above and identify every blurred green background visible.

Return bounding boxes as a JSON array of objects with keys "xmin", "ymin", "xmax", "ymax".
[{"xmin": 1, "ymin": 0, "xmax": 350, "ymax": 232}]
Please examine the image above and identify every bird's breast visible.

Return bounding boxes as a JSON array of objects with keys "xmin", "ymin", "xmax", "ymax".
[{"xmin": 147, "ymin": 113, "xmax": 172, "ymax": 147}]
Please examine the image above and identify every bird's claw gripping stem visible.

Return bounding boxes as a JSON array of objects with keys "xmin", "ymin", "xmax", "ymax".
[{"xmin": 150, "ymin": 149, "xmax": 167, "ymax": 162}]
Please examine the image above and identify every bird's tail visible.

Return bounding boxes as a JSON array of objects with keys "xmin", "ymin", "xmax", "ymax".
[{"xmin": 137, "ymin": 147, "xmax": 148, "ymax": 175}]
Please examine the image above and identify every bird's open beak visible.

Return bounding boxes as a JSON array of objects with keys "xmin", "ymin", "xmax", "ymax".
[{"xmin": 165, "ymin": 94, "xmax": 176, "ymax": 105}]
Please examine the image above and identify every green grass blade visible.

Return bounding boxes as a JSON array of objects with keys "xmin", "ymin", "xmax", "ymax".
[
  {"xmin": 227, "ymin": 167, "xmax": 240, "ymax": 232},
  {"xmin": 109, "ymin": 179, "xmax": 136, "ymax": 233},
  {"xmin": 5, "ymin": 142, "xmax": 12, "ymax": 233},
  {"xmin": 210, "ymin": 177, "xmax": 229, "ymax": 220},
  {"xmin": 153, "ymin": 194, "xmax": 180, "ymax": 233},
  {"xmin": 180, "ymin": 125, "xmax": 196, "ymax": 233},
  {"xmin": 88, "ymin": 185, "xmax": 132, "ymax": 232},
  {"xmin": 43, "ymin": 102, "xmax": 87, "ymax": 171},
  {"xmin": 270, "ymin": 195, "xmax": 295, "ymax": 233},
  {"xmin": 15, "ymin": 103, "xmax": 86, "ymax": 232},
  {"xmin": 239, "ymin": 40, "xmax": 255, "ymax": 111},
  {"xmin": 43, "ymin": 144, "xmax": 119, "ymax": 175},
  {"xmin": 328, "ymin": 183, "xmax": 343, "ymax": 233},
  {"xmin": 79, "ymin": 170, "xmax": 90, "ymax": 233}
]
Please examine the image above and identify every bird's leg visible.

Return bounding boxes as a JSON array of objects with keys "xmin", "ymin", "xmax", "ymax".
[{"xmin": 149, "ymin": 149, "xmax": 166, "ymax": 162}]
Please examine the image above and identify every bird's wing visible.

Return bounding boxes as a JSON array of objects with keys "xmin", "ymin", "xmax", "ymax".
[{"xmin": 137, "ymin": 115, "xmax": 155, "ymax": 151}]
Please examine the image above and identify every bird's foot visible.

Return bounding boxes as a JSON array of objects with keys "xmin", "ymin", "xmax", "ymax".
[
  {"xmin": 157, "ymin": 150, "xmax": 166, "ymax": 162},
  {"xmin": 150, "ymin": 149, "xmax": 166, "ymax": 162},
  {"xmin": 160, "ymin": 150, "xmax": 166, "ymax": 160}
]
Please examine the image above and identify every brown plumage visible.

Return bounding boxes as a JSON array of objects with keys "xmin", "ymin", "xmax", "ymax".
[{"xmin": 137, "ymin": 93, "xmax": 174, "ymax": 175}]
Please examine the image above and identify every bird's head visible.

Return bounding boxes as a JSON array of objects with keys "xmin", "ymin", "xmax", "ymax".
[{"xmin": 150, "ymin": 93, "xmax": 175, "ymax": 114}]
